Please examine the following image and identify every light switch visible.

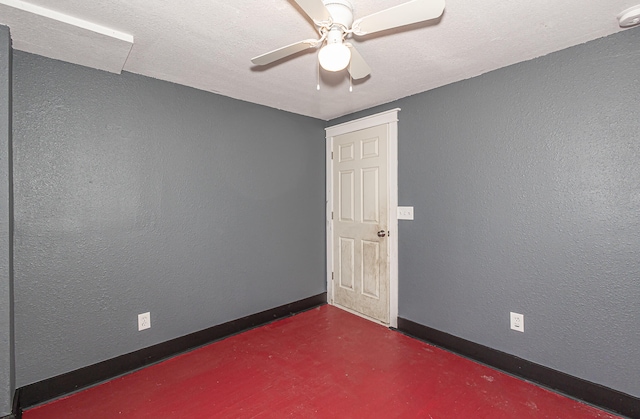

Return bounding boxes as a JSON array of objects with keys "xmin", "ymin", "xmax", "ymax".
[{"xmin": 397, "ymin": 206, "xmax": 414, "ymax": 220}]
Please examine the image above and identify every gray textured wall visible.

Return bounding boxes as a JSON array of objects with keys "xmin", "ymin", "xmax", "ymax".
[
  {"xmin": 0, "ymin": 25, "xmax": 14, "ymax": 417},
  {"xmin": 331, "ymin": 28, "xmax": 640, "ymax": 397},
  {"xmin": 12, "ymin": 52, "xmax": 326, "ymax": 387}
]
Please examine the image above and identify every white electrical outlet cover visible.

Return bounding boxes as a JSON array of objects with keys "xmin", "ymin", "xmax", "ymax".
[
  {"xmin": 138, "ymin": 312, "xmax": 151, "ymax": 331},
  {"xmin": 510, "ymin": 312, "xmax": 524, "ymax": 332}
]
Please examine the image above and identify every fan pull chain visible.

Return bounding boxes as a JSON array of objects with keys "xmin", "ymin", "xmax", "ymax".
[
  {"xmin": 317, "ymin": 59, "xmax": 320, "ymax": 91},
  {"xmin": 349, "ymin": 63, "xmax": 353, "ymax": 92}
]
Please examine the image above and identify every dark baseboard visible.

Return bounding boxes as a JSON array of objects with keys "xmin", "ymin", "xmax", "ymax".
[
  {"xmin": 10, "ymin": 387, "xmax": 21, "ymax": 419},
  {"xmin": 396, "ymin": 317, "xmax": 639, "ymax": 419},
  {"xmin": 2, "ymin": 389, "xmax": 19, "ymax": 419},
  {"xmin": 14, "ymin": 293, "xmax": 326, "ymax": 414}
]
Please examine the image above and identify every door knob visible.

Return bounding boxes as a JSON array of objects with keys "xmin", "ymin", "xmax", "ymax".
[{"xmin": 377, "ymin": 230, "xmax": 386, "ymax": 238}]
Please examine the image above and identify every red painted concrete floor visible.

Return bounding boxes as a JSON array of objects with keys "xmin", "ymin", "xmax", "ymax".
[{"xmin": 24, "ymin": 305, "xmax": 620, "ymax": 418}]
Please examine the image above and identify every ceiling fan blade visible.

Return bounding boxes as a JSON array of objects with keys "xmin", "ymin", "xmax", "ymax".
[
  {"xmin": 292, "ymin": 0, "xmax": 332, "ymax": 24},
  {"xmin": 352, "ymin": 0, "xmax": 445, "ymax": 36},
  {"xmin": 251, "ymin": 39, "xmax": 319, "ymax": 66},
  {"xmin": 345, "ymin": 44, "xmax": 371, "ymax": 79}
]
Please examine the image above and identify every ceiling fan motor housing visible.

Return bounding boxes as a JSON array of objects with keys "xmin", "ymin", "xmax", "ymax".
[{"xmin": 323, "ymin": 0, "xmax": 354, "ymax": 29}]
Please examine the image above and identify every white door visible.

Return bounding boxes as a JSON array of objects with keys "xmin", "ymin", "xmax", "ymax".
[{"xmin": 332, "ymin": 124, "xmax": 389, "ymax": 323}]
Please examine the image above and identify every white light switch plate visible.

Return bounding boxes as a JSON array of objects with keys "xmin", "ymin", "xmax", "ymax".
[{"xmin": 397, "ymin": 206, "xmax": 414, "ymax": 220}]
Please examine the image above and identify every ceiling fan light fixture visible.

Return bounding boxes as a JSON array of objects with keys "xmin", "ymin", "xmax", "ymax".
[
  {"xmin": 318, "ymin": 41, "xmax": 351, "ymax": 72},
  {"xmin": 251, "ymin": 0, "xmax": 447, "ymax": 80}
]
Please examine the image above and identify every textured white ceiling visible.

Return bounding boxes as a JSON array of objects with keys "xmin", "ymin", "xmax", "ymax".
[{"xmin": 1, "ymin": 0, "xmax": 636, "ymax": 120}]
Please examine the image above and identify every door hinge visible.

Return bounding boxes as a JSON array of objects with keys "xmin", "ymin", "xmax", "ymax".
[
  {"xmin": 331, "ymin": 211, "xmax": 334, "ymax": 220},
  {"xmin": 331, "ymin": 151, "xmax": 334, "ymax": 159},
  {"xmin": 332, "ymin": 272, "xmax": 334, "ymax": 280}
]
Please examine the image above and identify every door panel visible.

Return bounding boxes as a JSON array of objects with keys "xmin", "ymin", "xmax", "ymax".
[
  {"xmin": 339, "ymin": 170, "xmax": 355, "ymax": 222},
  {"xmin": 361, "ymin": 240, "xmax": 380, "ymax": 298},
  {"xmin": 362, "ymin": 167, "xmax": 379, "ymax": 223},
  {"xmin": 333, "ymin": 124, "xmax": 389, "ymax": 323},
  {"xmin": 339, "ymin": 238, "xmax": 355, "ymax": 290}
]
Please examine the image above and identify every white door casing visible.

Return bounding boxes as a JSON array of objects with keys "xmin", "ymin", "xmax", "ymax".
[{"xmin": 326, "ymin": 109, "xmax": 399, "ymax": 327}]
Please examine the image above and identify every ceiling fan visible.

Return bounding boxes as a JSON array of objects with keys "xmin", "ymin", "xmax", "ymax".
[{"xmin": 251, "ymin": 0, "xmax": 445, "ymax": 80}]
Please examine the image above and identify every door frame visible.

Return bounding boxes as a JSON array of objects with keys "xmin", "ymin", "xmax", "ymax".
[{"xmin": 325, "ymin": 108, "xmax": 400, "ymax": 328}]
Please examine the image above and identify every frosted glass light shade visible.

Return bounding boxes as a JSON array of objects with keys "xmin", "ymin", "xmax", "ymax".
[{"xmin": 318, "ymin": 43, "xmax": 351, "ymax": 72}]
